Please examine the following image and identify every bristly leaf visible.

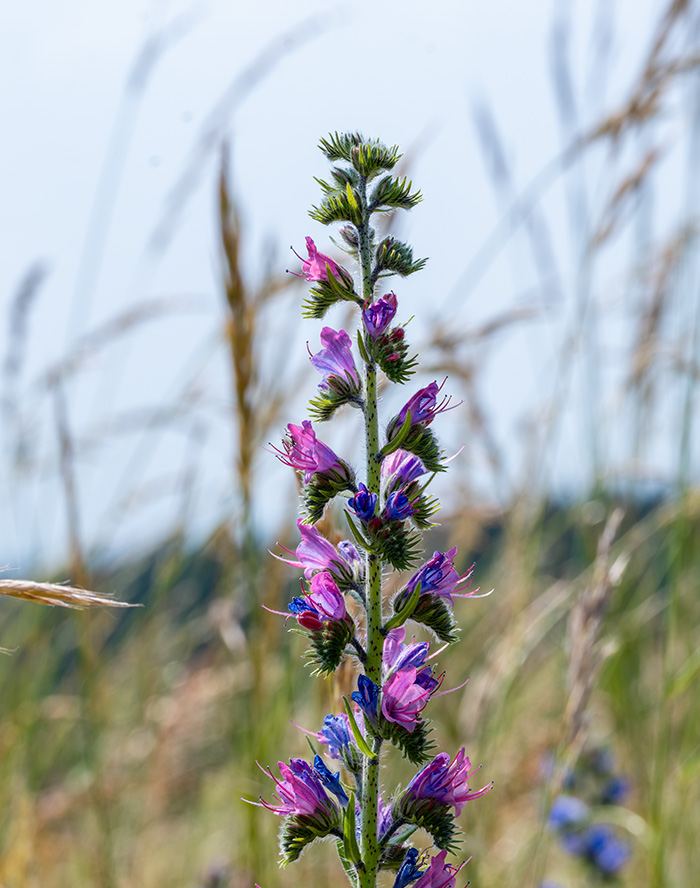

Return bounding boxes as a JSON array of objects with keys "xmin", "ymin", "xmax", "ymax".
[
  {"xmin": 279, "ymin": 810, "xmax": 342, "ymax": 865},
  {"xmin": 319, "ymin": 132, "xmax": 366, "ymax": 163},
  {"xmin": 373, "ymin": 237, "xmax": 427, "ymax": 280},
  {"xmin": 302, "ymin": 268, "xmax": 361, "ymax": 319},
  {"xmin": 392, "ymin": 591, "xmax": 460, "ymax": 644},
  {"xmin": 301, "ymin": 464, "xmax": 356, "ymax": 523},
  {"xmin": 335, "ymin": 839, "xmax": 360, "ymax": 888},
  {"xmin": 308, "ymin": 378, "xmax": 364, "ymax": 422},
  {"xmin": 369, "ymin": 175, "xmax": 422, "ymax": 212},
  {"xmin": 310, "ymin": 188, "xmax": 364, "ymax": 227},
  {"xmin": 304, "ymin": 617, "xmax": 355, "ymax": 676},
  {"xmin": 391, "ymin": 798, "xmax": 460, "ymax": 854},
  {"xmin": 368, "ymin": 326, "xmax": 418, "ymax": 385},
  {"xmin": 380, "ymin": 714, "xmax": 435, "ymax": 765},
  {"xmin": 318, "ymin": 133, "xmax": 402, "ymax": 178},
  {"xmin": 367, "ymin": 520, "xmax": 423, "ymax": 571},
  {"xmin": 385, "ymin": 422, "xmax": 446, "ymax": 474}
]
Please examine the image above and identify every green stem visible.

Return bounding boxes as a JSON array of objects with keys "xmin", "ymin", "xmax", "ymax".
[{"xmin": 358, "ymin": 182, "xmax": 383, "ymax": 888}]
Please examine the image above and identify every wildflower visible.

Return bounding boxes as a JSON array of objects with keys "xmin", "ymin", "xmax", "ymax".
[
  {"xmin": 382, "ymin": 667, "xmax": 434, "ymax": 732},
  {"xmin": 393, "ymin": 848, "xmax": 424, "ymax": 888},
  {"xmin": 260, "ymin": 758, "xmax": 340, "ymax": 824},
  {"xmin": 292, "ymin": 236, "xmax": 348, "ymax": 283},
  {"xmin": 348, "ymin": 483, "xmax": 378, "ymax": 522},
  {"xmin": 381, "ymin": 449, "xmax": 427, "ymax": 494},
  {"xmin": 310, "ymin": 327, "xmax": 360, "ymax": 391},
  {"xmin": 383, "ymin": 490, "xmax": 415, "ymax": 521},
  {"xmin": 278, "ymin": 519, "xmax": 361, "ymax": 586},
  {"xmin": 547, "ymin": 795, "xmax": 589, "ymax": 829},
  {"xmin": 401, "ymin": 748, "xmax": 493, "ymax": 817},
  {"xmin": 584, "ymin": 825, "xmax": 630, "ymax": 876},
  {"xmin": 413, "ymin": 850, "xmax": 464, "ymax": 888},
  {"xmin": 363, "ymin": 291, "xmax": 398, "ymax": 338},
  {"xmin": 400, "ymin": 548, "xmax": 475, "ymax": 607},
  {"xmin": 273, "ymin": 420, "xmax": 347, "ymax": 484},
  {"xmin": 313, "ymin": 754, "xmax": 349, "ymax": 807},
  {"xmin": 383, "ymin": 627, "xmax": 429, "ymax": 673},
  {"xmin": 318, "ymin": 714, "xmax": 352, "ymax": 759},
  {"xmin": 396, "ymin": 380, "xmax": 453, "ymax": 429},
  {"xmin": 288, "ymin": 572, "xmax": 350, "ymax": 631},
  {"xmin": 351, "ymin": 674, "xmax": 380, "ymax": 724}
]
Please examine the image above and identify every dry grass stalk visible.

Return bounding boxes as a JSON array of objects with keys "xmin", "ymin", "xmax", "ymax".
[
  {"xmin": 559, "ymin": 508, "xmax": 629, "ymax": 782},
  {"xmin": 0, "ymin": 579, "xmax": 134, "ymax": 609}
]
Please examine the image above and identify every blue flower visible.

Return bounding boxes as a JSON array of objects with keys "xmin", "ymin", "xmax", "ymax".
[
  {"xmin": 351, "ymin": 674, "xmax": 380, "ymax": 723},
  {"xmin": 318, "ymin": 714, "xmax": 352, "ymax": 759},
  {"xmin": 393, "ymin": 848, "xmax": 424, "ymax": 888},
  {"xmin": 548, "ymin": 795, "xmax": 589, "ymax": 829},
  {"xmin": 383, "ymin": 491, "xmax": 415, "ymax": 521},
  {"xmin": 348, "ymin": 483, "xmax": 378, "ymax": 522},
  {"xmin": 585, "ymin": 824, "xmax": 630, "ymax": 876},
  {"xmin": 313, "ymin": 755, "xmax": 349, "ymax": 807}
]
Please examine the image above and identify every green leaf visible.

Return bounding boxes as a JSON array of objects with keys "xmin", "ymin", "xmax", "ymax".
[
  {"xmin": 380, "ymin": 409, "xmax": 413, "ymax": 457},
  {"xmin": 343, "ymin": 793, "xmax": 363, "ymax": 866},
  {"xmin": 384, "ymin": 582, "xmax": 422, "ymax": 632},
  {"xmin": 370, "ymin": 175, "xmax": 422, "ymax": 212}
]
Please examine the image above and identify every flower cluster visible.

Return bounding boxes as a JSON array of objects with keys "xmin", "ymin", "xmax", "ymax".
[
  {"xmin": 545, "ymin": 747, "xmax": 632, "ymax": 880},
  {"xmin": 254, "ymin": 133, "xmax": 492, "ymax": 888}
]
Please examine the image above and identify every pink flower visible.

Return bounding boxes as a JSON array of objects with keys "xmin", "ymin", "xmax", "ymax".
[
  {"xmin": 306, "ymin": 572, "xmax": 348, "ymax": 622},
  {"xmin": 413, "ymin": 850, "xmax": 463, "ymax": 888},
  {"xmin": 363, "ymin": 291, "xmax": 398, "ymax": 338},
  {"xmin": 273, "ymin": 420, "xmax": 342, "ymax": 483},
  {"xmin": 381, "ymin": 667, "xmax": 433, "ymax": 732},
  {"xmin": 404, "ymin": 748, "xmax": 493, "ymax": 816},
  {"xmin": 310, "ymin": 327, "xmax": 359, "ymax": 389},
  {"xmin": 293, "ymin": 237, "xmax": 347, "ymax": 283}
]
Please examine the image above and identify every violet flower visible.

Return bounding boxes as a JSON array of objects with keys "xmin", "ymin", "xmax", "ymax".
[
  {"xmin": 381, "ymin": 449, "xmax": 427, "ymax": 493},
  {"xmin": 396, "ymin": 380, "xmax": 453, "ymax": 429},
  {"xmin": 289, "ymin": 572, "xmax": 350, "ymax": 631},
  {"xmin": 273, "ymin": 420, "xmax": 344, "ymax": 484},
  {"xmin": 381, "ymin": 667, "xmax": 434, "ymax": 732},
  {"xmin": 311, "ymin": 327, "xmax": 360, "ymax": 390},
  {"xmin": 402, "ymin": 548, "xmax": 475, "ymax": 607},
  {"xmin": 413, "ymin": 850, "xmax": 462, "ymax": 888},
  {"xmin": 363, "ymin": 291, "xmax": 398, "ymax": 338},
  {"xmin": 402, "ymin": 748, "xmax": 493, "ymax": 816}
]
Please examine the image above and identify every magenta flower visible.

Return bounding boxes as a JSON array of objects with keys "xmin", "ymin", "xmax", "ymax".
[
  {"xmin": 273, "ymin": 420, "xmax": 343, "ymax": 483},
  {"xmin": 381, "ymin": 667, "xmax": 433, "ymax": 732},
  {"xmin": 413, "ymin": 850, "xmax": 463, "ymax": 888},
  {"xmin": 277, "ymin": 519, "xmax": 362, "ymax": 586},
  {"xmin": 363, "ymin": 291, "xmax": 398, "ymax": 338},
  {"xmin": 383, "ymin": 627, "xmax": 429, "ymax": 673},
  {"xmin": 292, "ymin": 236, "xmax": 348, "ymax": 283},
  {"xmin": 396, "ymin": 380, "xmax": 454, "ymax": 428},
  {"xmin": 310, "ymin": 327, "xmax": 359, "ymax": 390},
  {"xmin": 404, "ymin": 748, "xmax": 493, "ymax": 816},
  {"xmin": 306, "ymin": 572, "xmax": 349, "ymax": 622},
  {"xmin": 260, "ymin": 758, "xmax": 340, "ymax": 822},
  {"xmin": 403, "ymin": 548, "xmax": 475, "ymax": 607}
]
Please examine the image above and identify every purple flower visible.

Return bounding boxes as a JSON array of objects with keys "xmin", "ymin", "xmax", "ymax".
[
  {"xmin": 292, "ymin": 236, "xmax": 348, "ymax": 283},
  {"xmin": 383, "ymin": 491, "xmax": 414, "ymax": 521},
  {"xmin": 348, "ymin": 483, "xmax": 378, "ymax": 522},
  {"xmin": 403, "ymin": 548, "xmax": 475, "ymax": 607},
  {"xmin": 273, "ymin": 420, "xmax": 344, "ymax": 484},
  {"xmin": 383, "ymin": 628, "xmax": 429, "ymax": 672},
  {"xmin": 403, "ymin": 748, "xmax": 493, "ymax": 816},
  {"xmin": 260, "ymin": 758, "xmax": 339, "ymax": 821},
  {"xmin": 396, "ymin": 380, "xmax": 453, "ymax": 429},
  {"xmin": 317, "ymin": 714, "xmax": 352, "ymax": 759},
  {"xmin": 381, "ymin": 450, "xmax": 426, "ymax": 493},
  {"xmin": 279, "ymin": 519, "xmax": 361, "ymax": 585},
  {"xmin": 310, "ymin": 327, "xmax": 360, "ymax": 390},
  {"xmin": 363, "ymin": 291, "xmax": 398, "ymax": 338},
  {"xmin": 413, "ymin": 851, "xmax": 462, "ymax": 888}
]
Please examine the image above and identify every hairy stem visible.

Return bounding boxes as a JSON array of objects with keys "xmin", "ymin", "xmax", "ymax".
[{"xmin": 358, "ymin": 181, "xmax": 383, "ymax": 888}]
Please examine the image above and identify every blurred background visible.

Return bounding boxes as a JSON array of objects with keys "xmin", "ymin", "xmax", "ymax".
[{"xmin": 1, "ymin": 0, "xmax": 699, "ymax": 885}]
